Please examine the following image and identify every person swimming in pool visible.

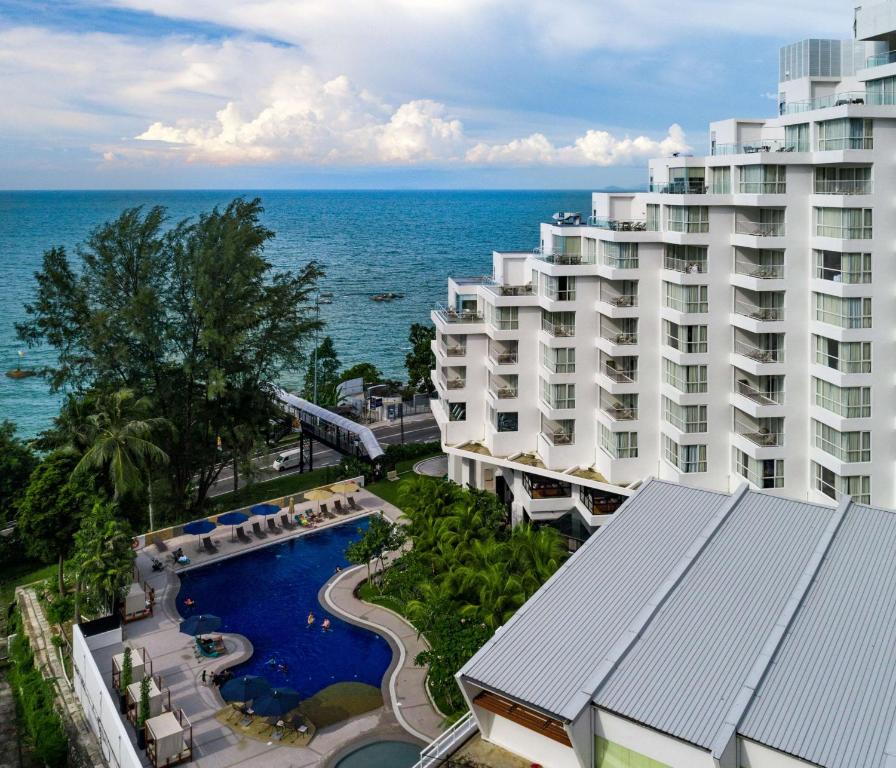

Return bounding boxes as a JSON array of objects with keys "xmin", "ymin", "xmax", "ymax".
[
  {"xmin": 306, "ymin": 611, "xmax": 315, "ymax": 627},
  {"xmin": 277, "ymin": 663, "xmax": 288, "ymax": 673},
  {"xmin": 183, "ymin": 597, "xmax": 195, "ymax": 608},
  {"xmin": 322, "ymin": 618, "xmax": 331, "ymax": 631}
]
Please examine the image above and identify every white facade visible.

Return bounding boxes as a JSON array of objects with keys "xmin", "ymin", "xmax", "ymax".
[{"xmin": 431, "ymin": 9, "xmax": 896, "ymax": 511}]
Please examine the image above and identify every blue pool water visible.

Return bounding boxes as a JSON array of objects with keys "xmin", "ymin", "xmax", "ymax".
[
  {"xmin": 335, "ymin": 740, "xmax": 421, "ymax": 768},
  {"xmin": 177, "ymin": 518, "xmax": 392, "ymax": 698}
]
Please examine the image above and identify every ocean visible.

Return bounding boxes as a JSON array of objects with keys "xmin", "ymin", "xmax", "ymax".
[{"xmin": 0, "ymin": 189, "xmax": 592, "ymax": 438}]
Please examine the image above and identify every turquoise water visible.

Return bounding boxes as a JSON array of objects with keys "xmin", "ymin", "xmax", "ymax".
[
  {"xmin": 334, "ymin": 740, "xmax": 421, "ymax": 768},
  {"xmin": 0, "ymin": 190, "xmax": 591, "ymax": 437}
]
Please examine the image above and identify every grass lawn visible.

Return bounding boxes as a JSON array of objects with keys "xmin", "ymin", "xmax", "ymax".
[
  {"xmin": 365, "ymin": 451, "xmax": 443, "ymax": 508},
  {"xmin": 0, "ymin": 560, "xmax": 58, "ymax": 624}
]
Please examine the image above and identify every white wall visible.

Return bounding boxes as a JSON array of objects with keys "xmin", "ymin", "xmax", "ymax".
[
  {"xmin": 477, "ymin": 707, "xmax": 581, "ymax": 768},
  {"xmin": 72, "ymin": 625, "xmax": 144, "ymax": 768},
  {"xmin": 738, "ymin": 737, "xmax": 821, "ymax": 768}
]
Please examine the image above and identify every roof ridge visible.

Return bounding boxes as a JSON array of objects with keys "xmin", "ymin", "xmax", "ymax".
[
  {"xmin": 563, "ymin": 483, "xmax": 752, "ymax": 721},
  {"xmin": 708, "ymin": 494, "xmax": 854, "ymax": 758}
]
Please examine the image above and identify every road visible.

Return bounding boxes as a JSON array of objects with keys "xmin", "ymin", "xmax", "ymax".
[{"xmin": 207, "ymin": 413, "xmax": 441, "ymax": 498}]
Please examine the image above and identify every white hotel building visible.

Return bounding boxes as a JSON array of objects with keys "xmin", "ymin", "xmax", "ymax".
[{"xmin": 431, "ymin": 3, "xmax": 896, "ymax": 528}]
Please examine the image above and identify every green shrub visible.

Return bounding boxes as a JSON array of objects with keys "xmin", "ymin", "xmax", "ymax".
[
  {"xmin": 46, "ymin": 593, "xmax": 74, "ymax": 625},
  {"xmin": 381, "ymin": 441, "xmax": 441, "ymax": 469},
  {"xmin": 8, "ymin": 613, "xmax": 69, "ymax": 767}
]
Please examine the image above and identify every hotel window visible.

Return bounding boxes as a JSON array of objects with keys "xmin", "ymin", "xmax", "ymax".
[
  {"xmin": 667, "ymin": 205, "xmax": 709, "ymax": 233},
  {"xmin": 813, "ymin": 420, "xmax": 871, "ymax": 463},
  {"xmin": 599, "ymin": 425, "xmax": 639, "ymax": 459},
  {"xmin": 663, "ymin": 397, "xmax": 707, "ymax": 433},
  {"xmin": 813, "ymin": 462, "xmax": 870, "ymax": 504},
  {"xmin": 814, "ymin": 250, "xmax": 871, "ymax": 283},
  {"xmin": 541, "ymin": 344, "xmax": 575, "ymax": 374},
  {"xmin": 540, "ymin": 274, "xmax": 576, "ymax": 301},
  {"xmin": 814, "ymin": 336, "xmax": 871, "ymax": 373},
  {"xmin": 663, "ymin": 321, "xmax": 707, "ymax": 353},
  {"xmin": 495, "ymin": 410, "xmax": 518, "ymax": 433},
  {"xmin": 663, "ymin": 435, "xmax": 707, "ymax": 473},
  {"xmin": 739, "ymin": 165, "xmax": 786, "ymax": 194},
  {"xmin": 814, "ymin": 379, "xmax": 871, "ymax": 418},
  {"xmin": 784, "ymin": 122, "xmax": 809, "ymax": 151},
  {"xmin": 663, "ymin": 359, "xmax": 708, "ymax": 393},
  {"xmin": 814, "ymin": 208, "xmax": 872, "ymax": 239},
  {"xmin": 710, "ymin": 166, "xmax": 731, "ymax": 194},
  {"xmin": 814, "ymin": 294, "xmax": 871, "ymax": 329},
  {"xmin": 734, "ymin": 449, "xmax": 784, "ymax": 489},
  {"xmin": 816, "ymin": 118, "xmax": 873, "ymax": 150},
  {"xmin": 814, "ymin": 166, "xmax": 871, "ymax": 195},
  {"xmin": 867, "ymin": 75, "xmax": 896, "ymax": 106},
  {"xmin": 540, "ymin": 416, "xmax": 575, "ymax": 445},
  {"xmin": 646, "ymin": 204, "xmax": 660, "ymax": 231},
  {"xmin": 540, "ymin": 379, "xmax": 575, "ymax": 410},
  {"xmin": 487, "ymin": 305, "xmax": 518, "ymax": 331},
  {"xmin": 599, "ymin": 241, "xmax": 639, "ymax": 269},
  {"xmin": 664, "ymin": 282, "xmax": 708, "ymax": 313},
  {"xmin": 541, "ymin": 310, "xmax": 575, "ymax": 337},
  {"xmin": 664, "ymin": 244, "xmax": 707, "ymax": 273},
  {"xmin": 448, "ymin": 402, "xmax": 466, "ymax": 422}
]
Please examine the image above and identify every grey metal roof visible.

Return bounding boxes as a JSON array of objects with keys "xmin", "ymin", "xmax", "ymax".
[
  {"xmin": 740, "ymin": 502, "xmax": 896, "ymax": 768},
  {"xmin": 274, "ymin": 388, "xmax": 384, "ymax": 459},
  {"xmin": 595, "ymin": 491, "xmax": 836, "ymax": 749},
  {"xmin": 460, "ymin": 479, "xmax": 730, "ymax": 719},
  {"xmin": 460, "ymin": 480, "xmax": 896, "ymax": 768}
]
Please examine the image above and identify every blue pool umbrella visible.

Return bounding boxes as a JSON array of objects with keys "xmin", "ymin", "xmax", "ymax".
[
  {"xmin": 183, "ymin": 519, "xmax": 216, "ymax": 535},
  {"xmin": 217, "ymin": 511, "xmax": 249, "ymax": 541},
  {"xmin": 220, "ymin": 675, "xmax": 272, "ymax": 703},
  {"xmin": 253, "ymin": 687, "xmax": 302, "ymax": 717},
  {"xmin": 250, "ymin": 503, "xmax": 281, "ymax": 517},
  {"xmin": 179, "ymin": 614, "xmax": 222, "ymax": 636}
]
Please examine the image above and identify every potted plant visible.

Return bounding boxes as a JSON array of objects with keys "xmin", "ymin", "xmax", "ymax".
[
  {"xmin": 119, "ymin": 646, "xmax": 133, "ymax": 714},
  {"xmin": 136, "ymin": 676, "xmax": 151, "ymax": 750}
]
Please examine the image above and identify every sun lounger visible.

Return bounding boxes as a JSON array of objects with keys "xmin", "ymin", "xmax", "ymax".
[
  {"xmin": 266, "ymin": 517, "xmax": 281, "ymax": 534},
  {"xmin": 155, "ymin": 539, "xmax": 168, "ymax": 552},
  {"xmin": 196, "ymin": 636, "xmax": 226, "ymax": 657},
  {"xmin": 280, "ymin": 514, "xmax": 296, "ymax": 530},
  {"xmin": 202, "ymin": 536, "xmax": 217, "ymax": 553},
  {"xmin": 252, "ymin": 521, "xmax": 267, "ymax": 538},
  {"xmin": 320, "ymin": 503, "xmax": 335, "ymax": 519},
  {"xmin": 348, "ymin": 496, "xmax": 361, "ymax": 511},
  {"xmin": 237, "ymin": 526, "xmax": 252, "ymax": 543},
  {"xmin": 333, "ymin": 499, "xmax": 346, "ymax": 515}
]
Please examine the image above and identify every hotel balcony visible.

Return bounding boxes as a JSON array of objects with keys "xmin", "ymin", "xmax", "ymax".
[
  {"xmin": 437, "ymin": 365, "xmax": 466, "ymax": 393},
  {"xmin": 432, "ymin": 304, "xmax": 484, "ymax": 333},
  {"xmin": 780, "ymin": 90, "xmax": 867, "ymax": 115},
  {"xmin": 814, "ymin": 178, "xmax": 873, "ymax": 196},
  {"xmin": 734, "ymin": 219, "xmax": 785, "ymax": 237},
  {"xmin": 731, "ymin": 248, "xmax": 785, "ymax": 291},
  {"xmin": 732, "ymin": 331, "xmax": 785, "ymax": 375},
  {"xmin": 437, "ymin": 333, "xmax": 467, "ymax": 359},
  {"xmin": 663, "ymin": 254, "xmax": 707, "ymax": 278},
  {"xmin": 532, "ymin": 248, "xmax": 594, "ymax": 266},
  {"xmin": 600, "ymin": 392, "xmax": 639, "ymax": 422},
  {"xmin": 488, "ymin": 340, "xmax": 518, "ymax": 366},
  {"xmin": 487, "ymin": 374, "xmax": 518, "ymax": 401},
  {"xmin": 600, "ymin": 356, "xmax": 638, "ymax": 387},
  {"xmin": 541, "ymin": 317, "xmax": 576, "ymax": 338},
  {"xmin": 733, "ymin": 411, "xmax": 784, "ymax": 451},
  {"xmin": 588, "ymin": 216, "xmax": 651, "ymax": 231},
  {"xmin": 648, "ymin": 181, "xmax": 708, "ymax": 195},
  {"xmin": 598, "ymin": 283, "xmax": 639, "ymax": 318},
  {"xmin": 710, "ymin": 140, "xmax": 801, "ymax": 155},
  {"xmin": 732, "ymin": 372, "xmax": 785, "ymax": 418},
  {"xmin": 732, "ymin": 288, "xmax": 785, "ymax": 334}
]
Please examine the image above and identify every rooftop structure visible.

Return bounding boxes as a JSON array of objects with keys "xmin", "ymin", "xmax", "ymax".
[
  {"xmin": 430, "ymin": 0, "xmax": 896, "ymax": 529},
  {"xmin": 446, "ymin": 479, "xmax": 896, "ymax": 768}
]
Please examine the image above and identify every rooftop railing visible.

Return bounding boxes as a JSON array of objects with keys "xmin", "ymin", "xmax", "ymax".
[
  {"xmin": 781, "ymin": 91, "xmax": 866, "ymax": 115},
  {"xmin": 588, "ymin": 216, "xmax": 651, "ymax": 231},
  {"xmin": 711, "ymin": 140, "xmax": 800, "ymax": 155},
  {"xmin": 433, "ymin": 304, "xmax": 484, "ymax": 323},
  {"xmin": 533, "ymin": 248, "xmax": 592, "ymax": 265}
]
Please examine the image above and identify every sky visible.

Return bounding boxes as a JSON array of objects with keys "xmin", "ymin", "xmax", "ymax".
[{"xmin": 0, "ymin": 0, "xmax": 854, "ymax": 189}]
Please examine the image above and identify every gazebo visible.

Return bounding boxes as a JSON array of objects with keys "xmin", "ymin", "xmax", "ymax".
[
  {"xmin": 145, "ymin": 709, "xmax": 192, "ymax": 767},
  {"xmin": 112, "ymin": 646, "xmax": 152, "ymax": 691},
  {"xmin": 126, "ymin": 676, "xmax": 171, "ymax": 725},
  {"xmin": 120, "ymin": 581, "xmax": 154, "ymax": 623}
]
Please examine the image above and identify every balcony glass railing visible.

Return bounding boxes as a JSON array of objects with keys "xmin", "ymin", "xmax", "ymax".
[
  {"xmin": 736, "ymin": 380, "xmax": 783, "ymax": 405},
  {"xmin": 734, "ymin": 301, "xmax": 784, "ymax": 321},
  {"xmin": 866, "ymin": 50, "xmax": 896, "ymax": 68},
  {"xmin": 734, "ymin": 260, "xmax": 783, "ymax": 279},
  {"xmin": 664, "ymin": 256, "xmax": 706, "ymax": 274},
  {"xmin": 601, "ymin": 294, "xmax": 638, "ymax": 308},
  {"xmin": 735, "ymin": 221, "xmax": 785, "ymax": 237},
  {"xmin": 542, "ymin": 320, "xmax": 576, "ymax": 337},
  {"xmin": 588, "ymin": 216, "xmax": 651, "ymax": 231},
  {"xmin": 489, "ymin": 385, "xmax": 518, "ymax": 399},
  {"xmin": 735, "ymin": 419, "xmax": 783, "ymax": 447},
  {"xmin": 734, "ymin": 340, "xmax": 783, "ymax": 363},
  {"xmin": 815, "ymin": 265, "xmax": 871, "ymax": 284},
  {"xmin": 541, "ymin": 430, "xmax": 575, "ymax": 446},
  {"xmin": 711, "ymin": 140, "xmax": 802, "ymax": 155},
  {"xmin": 533, "ymin": 248, "xmax": 591, "ymax": 265},
  {"xmin": 648, "ymin": 182, "xmax": 708, "ymax": 195},
  {"xmin": 434, "ymin": 304, "xmax": 483, "ymax": 323},
  {"xmin": 601, "ymin": 330, "xmax": 638, "ymax": 345},
  {"xmin": 440, "ymin": 343, "xmax": 467, "ymax": 357},
  {"xmin": 489, "ymin": 350, "xmax": 518, "ymax": 365},
  {"xmin": 814, "ymin": 179, "xmax": 872, "ymax": 195},
  {"xmin": 603, "ymin": 403, "xmax": 638, "ymax": 421},
  {"xmin": 484, "ymin": 282, "xmax": 535, "ymax": 296},
  {"xmin": 603, "ymin": 363, "xmax": 637, "ymax": 383},
  {"xmin": 738, "ymin": 182, "xmax": 786, "ymax": 194},
  {"xmin": 815, "ymin": 224, "xmax": 872, "ymax": 239},
  {"xmin": 781, "ymin": 91, "xmax": 866, "ymax": 115}
]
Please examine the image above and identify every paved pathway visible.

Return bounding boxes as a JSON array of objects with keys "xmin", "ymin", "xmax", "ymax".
[{"xmin": 0, "ymin": 677, "xmax": 21, "ymax": 768}]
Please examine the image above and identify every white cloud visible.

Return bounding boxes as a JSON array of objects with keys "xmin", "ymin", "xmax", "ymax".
[{"xmin": 466, "ymin": 124, "xmax": 690, "ymax": 166}]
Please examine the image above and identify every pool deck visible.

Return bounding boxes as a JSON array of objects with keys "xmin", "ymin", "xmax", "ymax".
[{"xmin": 117, "ymin": 487, "xmax": 435, "ymax": 766}]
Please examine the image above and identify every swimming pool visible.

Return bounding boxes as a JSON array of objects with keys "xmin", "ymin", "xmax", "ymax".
[
  {"xmin": 177, "ymin": 518, "xmax": 392, "ymax": 698},
  {"xmin": 334, "ymin": 740, "xmax": 421, "ymax": 768}
]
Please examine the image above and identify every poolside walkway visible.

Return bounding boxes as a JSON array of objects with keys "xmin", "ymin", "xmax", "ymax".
[{"xmin": 322, "ymin": 562, "xmax": 444, "ymax": 742}]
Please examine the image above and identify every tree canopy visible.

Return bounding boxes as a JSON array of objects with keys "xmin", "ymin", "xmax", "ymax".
[
  {"xmin": 0, "ymin": 419, "xmax": 36, "ymax": 525},
  {"xmin": 17, "ymin": 198, "xmax": 323, "ymax": 514},
  {"xmin": 302, "ymin": 335, "xmax": 341, "ymax": 404},
  {"xmin": 405, "ymin": 322, "xmax": 435, "ymax": 393}
]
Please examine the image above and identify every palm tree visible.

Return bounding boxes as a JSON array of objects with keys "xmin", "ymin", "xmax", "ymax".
[
  {"xmin": 508, "ymin": 524, "xmax": 567, "ymax": 595},
  {"xmin": 74, "ymin": 389, "xmax": 171, "ymax": 528},
  {"xmin": 458, "ymin": 562, "xmax": 527, "ymax": 630}
]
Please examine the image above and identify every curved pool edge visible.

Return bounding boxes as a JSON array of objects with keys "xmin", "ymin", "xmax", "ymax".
[
  {"xmin": 320, "ymin": 564, "xmax": 444, "ymax": 742},
  {"xmin": 322, "ymin": 726, "xmax": 427, "ymax": 768}
]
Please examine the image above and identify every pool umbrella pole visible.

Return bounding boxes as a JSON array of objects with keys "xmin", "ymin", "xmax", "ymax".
[
  {"xmin": 183, "ymin": 519, "xmax": 217, "ymax": 551},
  {"xmin": 216, "ymin": 511, "xmax": 249, "ymax": 541},
  {"xmin": 304, "ymin": 488, "xmax": 332, "ymax": 518}
]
